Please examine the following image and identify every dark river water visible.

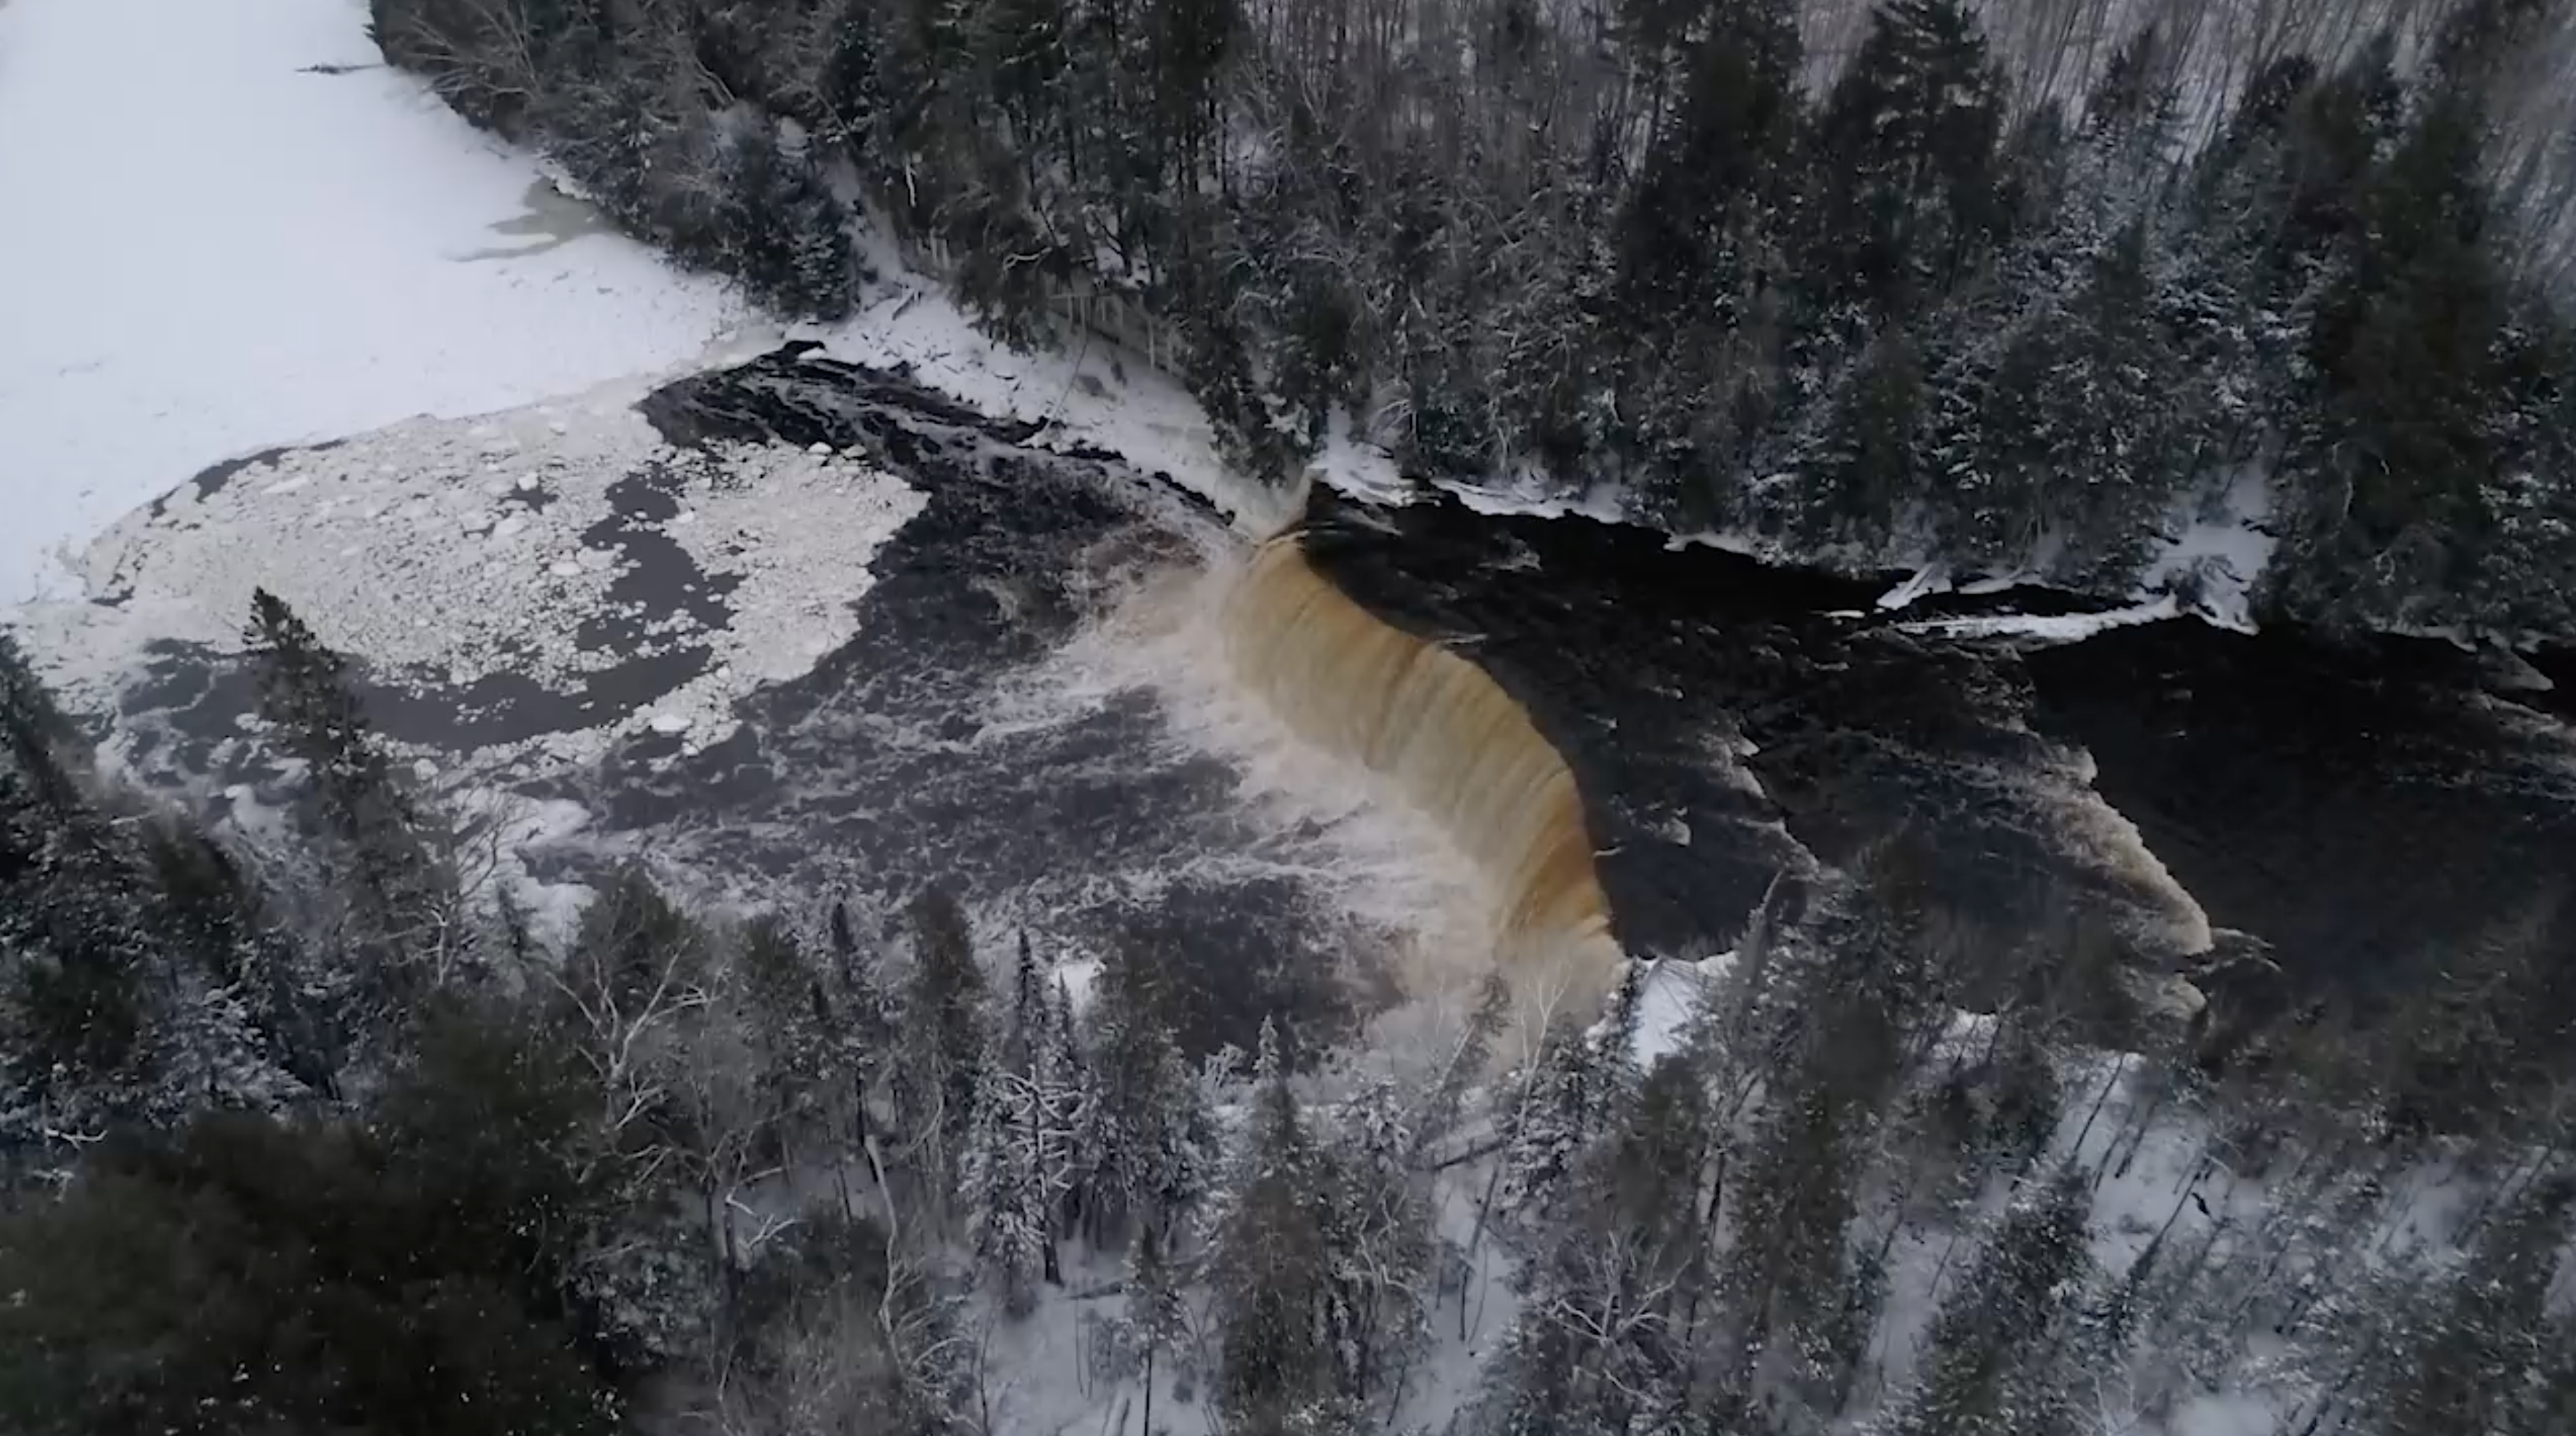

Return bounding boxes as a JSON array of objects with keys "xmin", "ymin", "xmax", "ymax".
[
  {"xmin": 1299, "ymin": 480, "xmax": 2576, "ymax": 1017},
  {"xmin": 103, "ymin": 347, "xmax": 2576, "ymax": 1051}
]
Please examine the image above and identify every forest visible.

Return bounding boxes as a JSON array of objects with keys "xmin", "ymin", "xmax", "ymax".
[
  {"xmin": 363, "ymin": 0, "xmax": 2576, "ymax": 638},
  {"xmin": 4, "ymin": 589, "xmax": 2573, "ymax": 1433}
]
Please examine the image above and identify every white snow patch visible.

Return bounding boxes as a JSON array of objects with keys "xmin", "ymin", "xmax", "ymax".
[
  {"xmin": 2142, "ymin": 468, "xmax": 2279, "ymax": 634},
  {"xmin": 0, "ymin": 0, "xmax": 750, "ymax": 600},
  {"xmin": 1052, "ymin": 956, "xmax": 1103, "ymax": 1017},
  {"xmin": 1622, "ymin": 951, "xmax": 1737, "ymax": 1066},
  {"xmin": 810, "ymin": 275, "xmax": 1293, "ymax": 532},
  {"xmin": 11, "ymin": 388, "xmax": 926, "ymax": 773},
  {"xmin": 1430, "ymin": 470, "xmax": 1631, "ymax": 526},
  {"xmin": 1896, "ymin": 594, "xmax": 2181, "ymax": 642},
  {"xmin": 1307, "ymin": 408, "xmax": 1412, "ymax": 506},
  {"xmin": 1874, "ymin": 561, "xmax": 1954, "ymax": 610}
]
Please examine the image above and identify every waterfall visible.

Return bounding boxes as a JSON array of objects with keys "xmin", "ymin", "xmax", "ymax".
[{"xmin": 1219, "ymin": 531, "xmax": 1625, "ymax": 1018}]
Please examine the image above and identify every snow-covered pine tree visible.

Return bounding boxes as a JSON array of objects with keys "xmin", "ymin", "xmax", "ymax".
[
  {"xmin": 1046, "ymin": 972, "xmax": 1091, "ymax": 1233},
  {"xmin": 1948, "ymin": 220, "xmax": 2205, "ymax": 585},
  {"xmin": 820, "ymin": 893, "xmax": 897, "ymax": 1163},
  {"xmin": 1723, "ymin": 861, "xmax": 1950, "ymax": 1408},
  {"xmin": 1207, "ymin": 1019, "xmax": 1336, "ymax": 1428},
  {"xmin": 1407, "ymin": 969, "xmax": 1511, "ymax": 1161},
  {"xmin": 1803, "ymin": 0, "xmax": 2013, "ymax": 326},
  {"xmin": 1882, "ymin": 1164, "xmax": 2094, "ymax": 1436},
  {"xmin": 1779, "ymin": 326, "xmax": 1927, "ymax": 552},
  {"xmin": 1609, "ymin": 0, "xmax": 1805, "ymax": 521},
  {"xmin": 962, "ymin": 932, "xmax": 1084, "ymax": 1302},
  {"xmin": 960, "ymin": 1057, "xmax": 1049, "ymax": 1312},
  {"xmin": 243, "ymin": 588, "xmax": 458, "ymax": 1015},
  {"xmin": 138, "ymin": 815, "xmax": 334, "ymax": 1098},
  {"xmin": 2519, "ymin": 1315, "xmax": 2576, "ymax": 1436},
  {"xmin": 1495, "ymin": 1017, "xmax": 1606, "ymax": 1225},
  {"xmin": 1078, "ymin": 942, "xmax": 1211, "ymax": 1240},
  {"xmin": 719, "ymin": 119, "xmax": 858, "ymax": 318},
  {"xmin": 1, "ymin": 639, "xmax": 159, "ymax": 1161},
  {"xmin": 1123, "ymin": 1217, "xmax": 1189, "ymax": 1435},
  {"xmin": 2381, "ymin": 1171, "xmax": 2575, "ymax": 1436},
  {"xmin": 896, "ymin": 884, "xmax": 986, "ymax": 1204},
  {"xmin": 3, "ymin": 643, "xmax": 305, "ymax": 1158},
  {"xmin": 1475, "ymin": 1049, "xmax": 1714, "ymax": 1436},
  {"xmin": 1318, "ymin": 1074, "xmax": 1441, "ymax": 1403},
  {"xmin": 734, "ymin": 914, "xmax": 838, "ymax": 1174}
]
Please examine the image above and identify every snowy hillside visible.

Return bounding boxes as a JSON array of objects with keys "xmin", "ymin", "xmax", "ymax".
[{"xmin": 0, "ymin": 0, "xmax": 749, "ymax": 600}]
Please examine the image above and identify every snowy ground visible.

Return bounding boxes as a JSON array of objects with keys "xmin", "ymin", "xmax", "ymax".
[
  {"xmin": 1306, "ymin": 443, "xmax": 2284, "ymax": 643},
  {"xmin": 802, "ymin": 272, "xmax": 1280, "ymax": 534},
  {"xmin": 0, "ymin": 0, "xmax": 753, "ymax": 601},
  {"xmin": 1864, "ymin": 470, "xmax": 2280, "ymax": 638}
]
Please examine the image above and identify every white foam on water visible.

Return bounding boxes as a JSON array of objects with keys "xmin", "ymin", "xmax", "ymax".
[{"xmin": 986, "ymin": 547, "xmax": 1511, "ymax": 1010}]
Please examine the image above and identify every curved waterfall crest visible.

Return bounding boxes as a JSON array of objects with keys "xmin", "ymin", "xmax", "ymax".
[{"xmin": 1218, "ymin": 524, "xmax": 1624, "ymax": 1012}]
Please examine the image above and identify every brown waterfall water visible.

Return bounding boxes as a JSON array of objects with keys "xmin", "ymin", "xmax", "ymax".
[{"xmin": 1218, "ymin": 532, "xmax": 1626, "ymax": 1019}]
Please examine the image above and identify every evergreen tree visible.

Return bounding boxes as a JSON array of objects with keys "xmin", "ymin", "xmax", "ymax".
[
  {"xmin": 2516, "ymin": 1318, "xmax": 2576, "ymax": 1436},
  {"xmin": 1885, "ymin": 1165, "xmax": 2094, "ymax": 1436},
  {"xmin": 735, "ymin": 915, "xmax": 837, "ymax": 1169},
  {"xmin": 898, "ymin": 884, "xmax": 986, "ymax": 1198},
  {"xmin": 1781, "ymin": 326, "xmax": 1927, "ymax": 550},
  {"xmin": 820, "ymin": 893, "xmax": 898, "ymax": 1163},
  {"xmin": 1, "ymin": 800, "xmax": 148, "ymax": 1149},
  {"xmin": 1805, "ymin": 0, "xmax": 2012, "ymax": 326},
  {"xmin": 1495, "ymin": 1017, "xmax": 1606, "ymax": 1223},
  {"xmin": 961, "ymin": 933, "xmax": 1083, "ymax": 1303},
  {"xmin": 1478, "ymin": 1051, "xmax": 1712, "ymax": 1436},
  {"xmin": 1123, "ymin": 1215, "xmax": 1189, "ymax": 1435},
  {"xmin": 243, "ymin": 589, "xmax": 456, "ymax": 1007},
  {"xmin": 1610, "ymin": 0, "xmax": 1805, "ymax": 517},
  {"xmin": 1725, "ymin": 862, "xmax": 1942, "ymax": 1395},
  {"xmin": 1, "ymin": 639, "xmax": 180, "ymax": 1157},
  {"xmin": 720, "ymin": 123, "xmax": 859, "ymax": 317},
  {"xmin": 960, "ymin": 1058, "xmax": 1049, "ymax": 1310},
  {"xmin": 2, "ymin": 1005, "xmax": 624, "ymax": 1436},
  {"xmin": 1411, "ymin": 971, "xmax": 1512, "ymax": 1159},
  {"xmin": 1208, "ymin": 1019, "xmax": 1335, "ymax": 1428},
  {"xmin": 1945, "ymin": 221, "xmax": 2204, "ymax": 582},
  {"xmin": 2285, "ymin": 84, "xmax": 2513, "ymax": 629},
  {"xmin": 2383, "ymin": 1173, "xmax": 2576, "ymax": 1436},
  {"xmin": 138, "ymin": 817, "xmax": 331, "ymax": 1098},
  {"xmin": 1078, "ymin": 942, "xmax": 1211, "ymax": 1239}
]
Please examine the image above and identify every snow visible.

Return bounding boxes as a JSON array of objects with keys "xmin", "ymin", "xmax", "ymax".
[
  {"xmin": 0, "ymin": 0, "xmax": 750, "ymax": 602},
  {"xmin": 808, "ymin": 273, "xmax": 1292, "ymax": 533},
  {"xmin": 1431, "ymin": 470, "xmax": 1631, "ymax": 526},
  {"xmin": 2142, "ymin": 468, "xmax": 2278, "ymax": 634},
  {"xmin": 13, "ymin": 389, "xmax": 927, "ymax": 772},
  {"xmin": 1873, "ymin": 561, "xmax": 1954, "ymax": 610},
  {"xmin": 1307, "ymin": 409, "xmax": 1412, "ymax": 507},
  {"xmin": 1895, "ymin": 594, "xmax": 2182, "ymax": 642},
  {"xmin": 1620, "ymin": 951, "xmax": 1736, "ymax": 1067}
]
